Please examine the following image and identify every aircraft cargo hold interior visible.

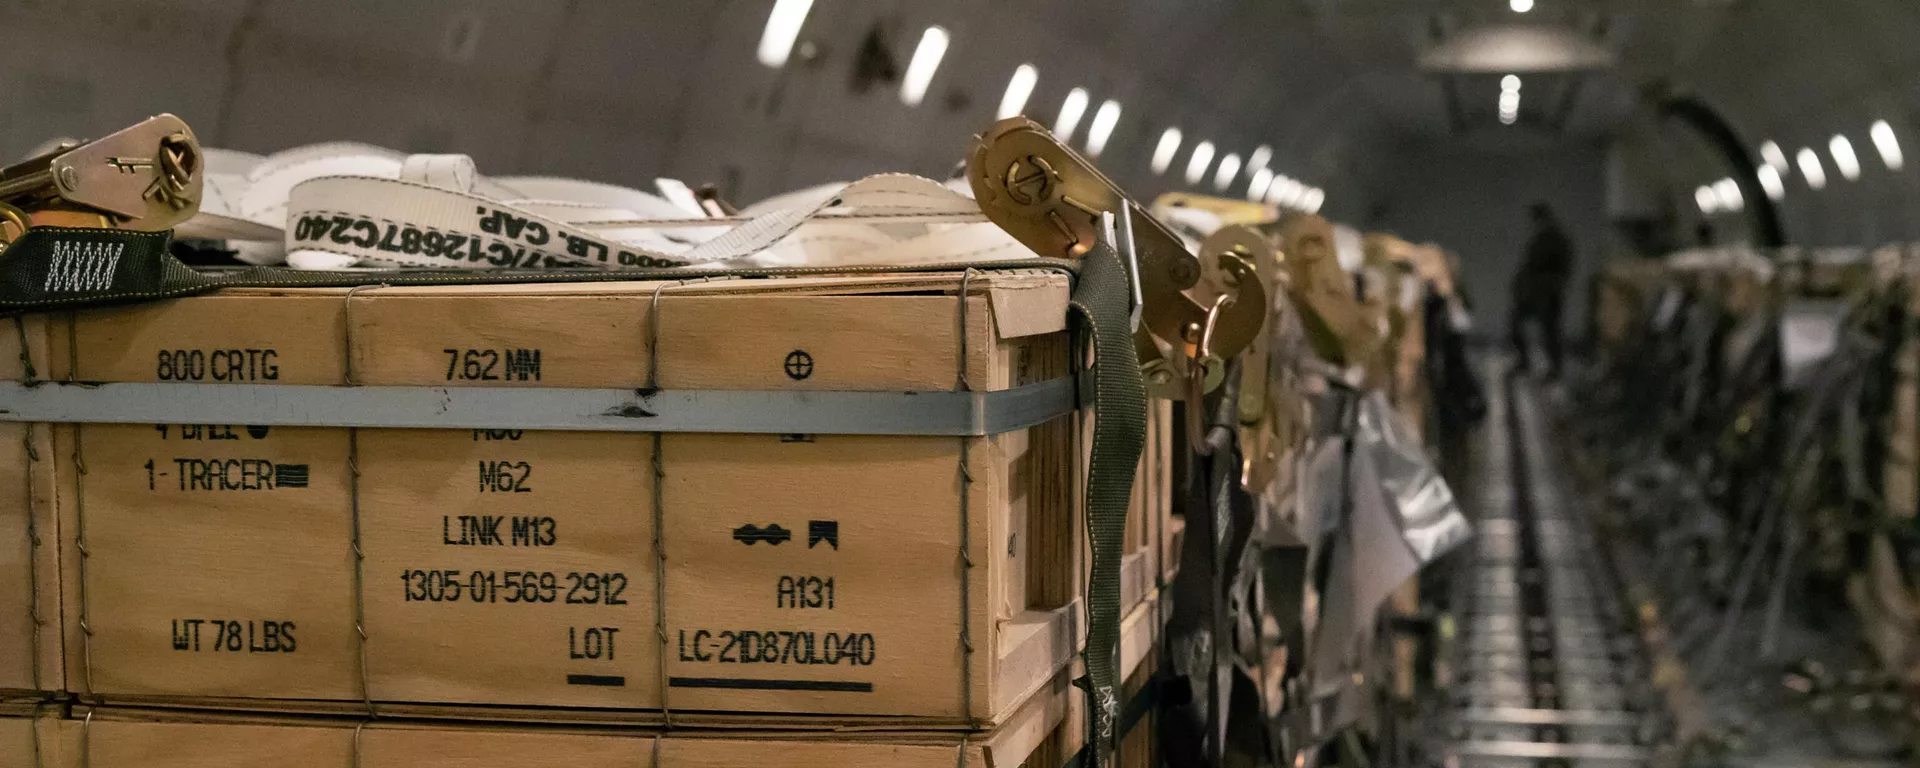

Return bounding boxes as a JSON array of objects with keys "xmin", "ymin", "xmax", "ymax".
[{"xmin": 0, "ymin": 1, "xmax": 1916, "ymax": 767}]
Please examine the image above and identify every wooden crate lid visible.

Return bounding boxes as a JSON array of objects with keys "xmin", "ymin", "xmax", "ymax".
[{"xmin": 51, "ymin": 270, "xmax": 1071, "ymax": 392}]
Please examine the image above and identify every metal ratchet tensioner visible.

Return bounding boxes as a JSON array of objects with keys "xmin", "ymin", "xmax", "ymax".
[
  {"xmin": 1193, "ymin": 224, "xmax": 1295, "ymax": 487},
  {"xmin": 0, "ymin": 113, "xmax": 203, "ymax": 246},
  {"xmin": 967, "ymin": 118, "xmax": 1268, "ymax": 428}
]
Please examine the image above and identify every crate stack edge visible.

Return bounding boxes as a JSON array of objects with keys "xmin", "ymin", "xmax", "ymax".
[{"xmin": 7, "ymin": 270, "xmax": 1106, "ymax": 729}]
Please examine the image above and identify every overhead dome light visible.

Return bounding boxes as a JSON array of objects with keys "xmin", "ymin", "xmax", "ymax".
[
  {"xmin": 1830, "ymin": 135, "xmax": 1862, "ymax": 181},
  {"xmin": 1499, "ymin": 86, "xmax": 1520, "ymax": 124},
  {"xmin": 1185, "ymin": 141, "xmax": 1216, "ymax": 186},
  {"xmin": 1302, "ymin": 187, "xmax": 1326, "ymax": 214},
  {"xmin": 898, "ymin": 26, "xmax": 949, "ymax": 107},
  {"xmin": 756, "ymin": 0, "xmax": 815, "ymax": 68},
  {"xmin": 1713, "ymin": 178, "xmax": 1744, "ymax": 212},
  {"xmin": 1084, "ymin": 100, "xmax": 1123, "ymax": 158},
  {"xmin": 1756, "ymin": 165, "xmax": 1785, "ymax": 200},
  {"xmin": 1871, "ymin": 121, "xmax": 1905, "ymax": 172},
  {"xmin": 1151, "ymin": 128, "xmax": 1183, "ymax": 175},
  {"xmin": 1053, "ymin": 88, "xmax": 1090, "ymax": 143},
  {"xmin": 996, "ymin": 64, "xmax": 1039, "ymax": 120},
  {"xmin": 1271, "ymin": 176, "xmax": 1304, "ymax": 208},
  {"xmin": 1511, "ymin": 0, "xmax": 1534, "ymax": 12},
  {"xmin": 1264, "ymin": 174, "xmax": 1293, "ymax": 205},
  {"xmin": 1420, "ymin": 23, "xmax": 1614, "ymax": 73},
  {"xmin": 1760, "ymin": 141, "xmax": 1791, "ymax": 175},
  {"xmin": 1248, "ymin": 167, "xmax": 1274, "ymax": 202},
  {"xmin": 1247, "ymin": 145, "xmax": 1273, "ymax": 174},
  {"xmin": 1213, "ymin": 153, "xmax": 1242, "ymax": 191},
  {"xmin": 1501, "ymin": 75, "xmax": 1521, "ymax": 91},
  {"xmin": 1695, "ymin": 186, "xmax": 1720, "ymax": 214},
  {"xmin": 1796, "ymin": 148, "xmax": 1828, "ymax": 190}
]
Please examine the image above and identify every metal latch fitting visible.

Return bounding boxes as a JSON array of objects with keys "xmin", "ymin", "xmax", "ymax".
[
  {"xmin": 0, "ymin": 113, "xmax": 204, "ymax": 246},
  {"xmin": 966, "ymin": 117, "xmax": 1267, "ymax": 406}
]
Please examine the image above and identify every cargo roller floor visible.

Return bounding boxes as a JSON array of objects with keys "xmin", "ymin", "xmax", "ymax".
[{"xmin": 1433, "ymin": 364, "xmax": 1667, "ymax": 768}]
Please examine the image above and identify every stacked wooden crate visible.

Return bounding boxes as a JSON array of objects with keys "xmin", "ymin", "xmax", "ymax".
[
  {"xmin": 2, "ymin": 318, "xmax": 59, "ymax": 708},
  {"xmin": 1856, "ymin": 247, "xmax": 1920, "ymax": 691},
  {"xmin": 0, "ymin": 268, "xmax": 1173, "ymax": 765}
]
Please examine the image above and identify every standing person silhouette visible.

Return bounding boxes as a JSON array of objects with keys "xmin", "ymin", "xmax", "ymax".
[{"xmin": 1510, "ymin": 202, "xmax": 1573, "ymax": 378}]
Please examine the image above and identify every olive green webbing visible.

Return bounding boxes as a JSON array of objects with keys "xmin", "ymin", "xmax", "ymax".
[{"xmin": 1069, "ymin": 240, "xmax": 1148, "ymax": 764}]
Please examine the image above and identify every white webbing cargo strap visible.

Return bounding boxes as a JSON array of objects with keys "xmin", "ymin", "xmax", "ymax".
[
  {"xmin": 279, "ymin": 171, "xmax": 1029, "ymax": 270},
  {"xmin": 283, "ymin": 173, "xmax": 693, "ymax": 269},
  {"xmin": 177, "ymin": 143, "xmax": 1032, "ymax": 272}
]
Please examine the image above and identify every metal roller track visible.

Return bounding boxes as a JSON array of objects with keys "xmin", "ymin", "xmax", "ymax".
[{"xmin": 1436, "ymin": 369, "xmax": 1666, "ymax": 767}]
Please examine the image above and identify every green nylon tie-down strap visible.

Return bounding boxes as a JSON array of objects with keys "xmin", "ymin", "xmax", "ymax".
[
  {"xmin": 1068, "ymin": 239, "xmax": 1148, "ymax": 765},
  {"xmin": 0, "ymin": 226, "xmax": 1147, "ymax": 761}
]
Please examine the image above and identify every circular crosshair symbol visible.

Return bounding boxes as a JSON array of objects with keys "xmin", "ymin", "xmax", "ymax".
[{"xmin": 784, "ymin": 349, "xmax": 815, "ymax": 380}]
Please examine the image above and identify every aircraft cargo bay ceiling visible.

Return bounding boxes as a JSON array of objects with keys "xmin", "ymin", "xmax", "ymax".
[
  {"xmin": 7, "ymin": 5, "xmax": 1920, "ymax": 766},
  {"xmin": 0, "ymin": 0, "xmax": 1912, "ymax": 252}
]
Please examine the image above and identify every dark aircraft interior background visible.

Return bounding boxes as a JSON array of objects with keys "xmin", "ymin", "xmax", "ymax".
[{"xmin": 1, "ymin": 1, "xmax": 1916, "ymax": 766}]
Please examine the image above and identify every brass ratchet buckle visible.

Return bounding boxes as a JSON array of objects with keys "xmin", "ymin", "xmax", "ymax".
[
  {"xmin": 1187, "ymin": 223, "xmax": 1296, "ymax": 482},
  {"xmin": 0, "ymin": 113, "xmax": 204, "ymax": 247},
  {"xmin": 967, "ymin": 117, "xmax": 1268, "ymax": 448}
]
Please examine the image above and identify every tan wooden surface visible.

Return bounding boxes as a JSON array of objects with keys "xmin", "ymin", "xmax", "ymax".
[
  {"xmin": 1116, "ymin": 648, "xmax": 1159, "ymax": 768},
  {"xmin": 20, "ymin": 272, "xmax": 1089, "ymax": 725},
  {"xmin": 1, "ymin": 316, "xmax": 59, "ymax": 696},
  {"xmin": 15, "ymin": 672, "xmax": 1081, "ymax": 768},
  {"xmin": 0, "ymin": 709, "xmax": 54, "ymax": 768}
]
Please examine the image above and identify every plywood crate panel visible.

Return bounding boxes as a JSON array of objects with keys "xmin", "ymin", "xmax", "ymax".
[
  {"xmin": 1115, "ymin": 648, "xmax": 1159, "ymax": 768},
  {"xmin": 1, "ymin": 706, "xmax": 60, "ymax": 768},
  {"xmin": 44, "ymin": 675, "xmax": 1083, "ymax": 768},
  {"xmin": 27, "ymin": 271, "xmax": 1094, "ymax": 725},
  {"xmin": 1093, "ymin": 397, "xmax": 1172, "ymax": 624},
  {"xmin": 0, "ymin": 316, "xmax": 60, "ymax": 698}
]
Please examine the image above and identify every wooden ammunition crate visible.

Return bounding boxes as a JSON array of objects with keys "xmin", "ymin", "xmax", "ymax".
[
  {"xmin": 3, "ymin": 270, "xmax": 1163, "ymax": 726},
  {"xmin": 20, "ymin": 672, "xmax": 1083, "ymax": 768},
  {"xmin": 1, "ymin": 318, "xmax": 60, "ymax": 699}
]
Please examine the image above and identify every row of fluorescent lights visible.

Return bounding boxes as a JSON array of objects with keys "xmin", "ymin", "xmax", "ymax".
[
  {"xmin": 1697, "ymin": 120, "xmax": 1907, "ymax": 214},
  {"xmin": 1008, "ymin": 75, "xmax": 1324, "ymax": 213},
  {"xmin": 997, "ymin": 68, "xmax": 1125, "ymax": 157},
  {"xmin": 757, "ymin": 0, "xmax": 1326, "ymax": 214},
  {"xmin": 761, "ymin": 2, "xmax": 1126, "ymax": 155},
  {"xmin": 1149, "ymin": 131, "xmax": 1325, "ymax": 212}
]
